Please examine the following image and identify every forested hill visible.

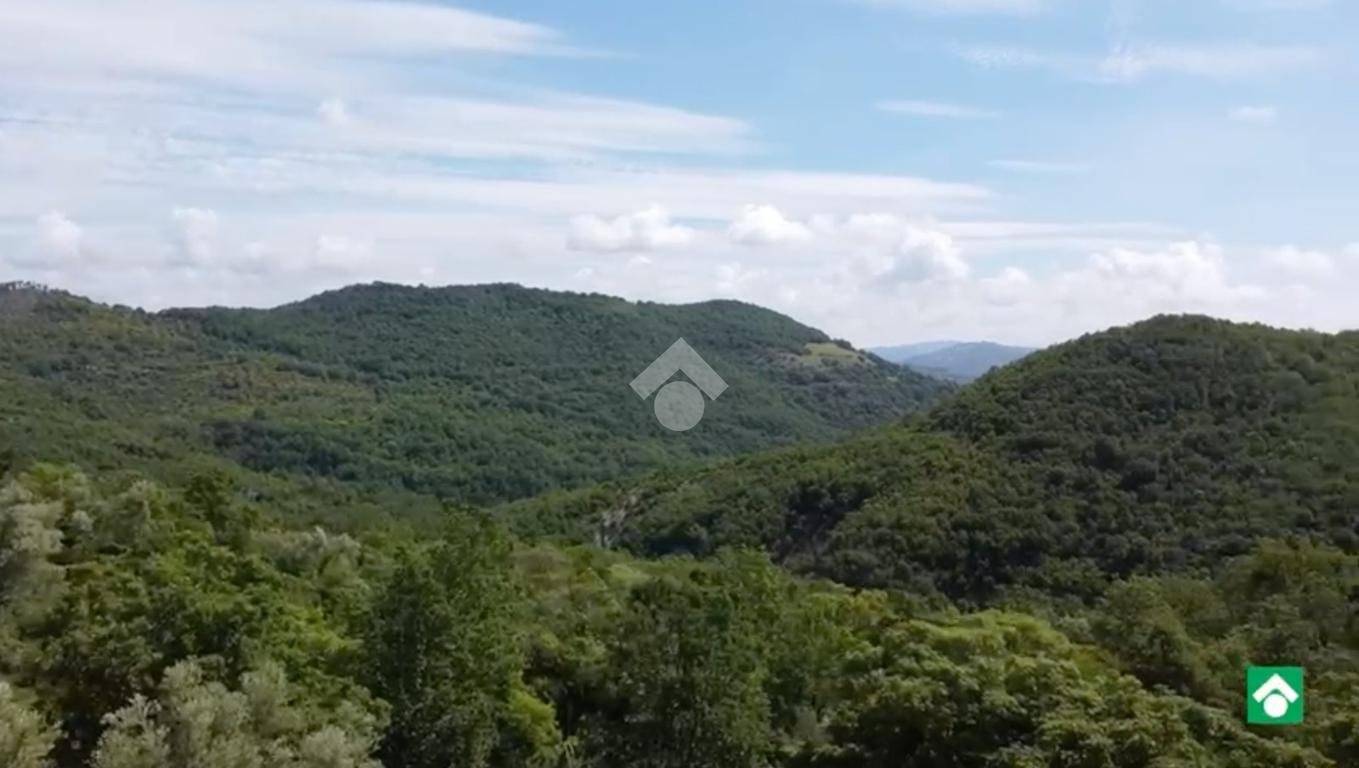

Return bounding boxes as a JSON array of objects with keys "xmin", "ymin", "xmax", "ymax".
[
  {"xmin": 4, "ymin": 296, "xmax": 1358, "ymax": 766},
  {"xmin": 0, "ymin": 281, "xmax": 945, "ymax": 514},
  {"xmin": 505, "ymin": 314, "xmax": 1359, "ymax": 600}
]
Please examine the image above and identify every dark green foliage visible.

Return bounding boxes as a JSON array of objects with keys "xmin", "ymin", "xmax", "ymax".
[
  {"xmin": 362, "ymin": 513, "xmax": 553, "ymax": 768},
  {"xmin": 0, "ymin": 467, "xmax": 1352, "ymax": 767},
  {"xmin": 4, "ymin": 287, "xmax": 1359, "ymax": 767},
  {"xmin": 505, "ymin": 315, "xmax": 1359, "ymax": 604},
  {"xmin": 0, "ymin": 282, "xmax": 946, "ymax": 524}
]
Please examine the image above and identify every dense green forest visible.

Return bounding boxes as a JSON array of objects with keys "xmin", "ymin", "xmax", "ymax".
[
  {"xmin": 2, "ymin": 285, "xmax": 1357, "ymax": 766},
  {"xmin": 1, "ymin": 465, "xmax": 1351, "ymax": 767},
  {"xmin": 507, "ymin": 315, "xmax": 1359, "ymax": 601},
  {"xmin": 0, "ymin": 282, "xmax": 944, "ymax": 524}
]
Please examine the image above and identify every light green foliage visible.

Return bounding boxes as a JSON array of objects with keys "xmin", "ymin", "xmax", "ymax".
[
  {"xmin": 0, "ymin": 467, "xmax": 1349, "ymax": 767},
  {"xmin": 363, "ymin": 512, "xmax": 560, "ymax": 768},
  {"xmin": 0, "ymin": 682, "xmax": 56, "ymax": 768},
  {"xmin": 2, "ymin": 302, "xmax": 1359, "ymax": 767},
  {"xmin": 805, "ymin": 612, "xmax": 1332, "ymax": 767},
  {"xmin": 0, "ymin": 470, "xmax": 80, "ymax": 624},
  {"xmin": 92, "ymin": 660, "xmax": 380, "ymax": 768}
]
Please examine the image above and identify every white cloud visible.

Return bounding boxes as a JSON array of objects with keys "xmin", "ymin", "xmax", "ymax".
[
  {"xmin": 1084, "ymin": 241, "xmax": 1265, "ymax": 307},
  {"xmin": 312, "ymin": 234, "xmax": 373, "ymax": 272},
  {"xmin": 568, "ymin": 206, "xmax": 696, "ymax": 253},
  {"xmin": 979, "ymin": 266, "xmax": 1033, "ymax": 306},
  {"xmin": 1265, "ymin": 245, "xmax": 1334, "ymax": 278},
  {"xmin": 1097, "ymin": 44, "xmax": 1321, "ymax": 82},
  {"xmin": 0, "ymin": 1, "xmax": 569, "ymax": 94},
  {"xmin": 728, "ymin": 205, "xmax": 812, "ymax": 246},
  {"xmin": 959, "ymin": 43, "xmax": 1322, "ymax": 83},
  {"xmin": 888, "ymin": 226, "xmax": 970, "ymax": 283},
  {"xmin": 833, "ymin": 215, "xmax": 970, "ymax": 285},
  {"xmin": 1, "ymin": 0, "xmax": 1349, "ymax": 348},
  {"xmin": 1229, "ymin": 106, "xmax": 1279, "ymax": 125},
  {"xmin": 35, "ymin": 211, "xmax": 84, "ymax": 263},
  {"xmin": 171, "ymin": 207, "xmax": 219, "ymax": 267},
  {"xmin": 877, "ymin": 100, "xmax": 1000, "ymax": 119},
  {"xmin": 715, "ymin": 262, "xmax": 767, "ymax": 293}
]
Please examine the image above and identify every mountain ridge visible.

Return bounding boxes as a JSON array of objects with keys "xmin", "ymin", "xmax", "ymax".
[
  {"xmin": 0, "ymin": 281, "xmax": 948, "ymax": 522},
  {"xmin": 871, "ymin": 339, "xmax": 1037, "ymax": 381}
]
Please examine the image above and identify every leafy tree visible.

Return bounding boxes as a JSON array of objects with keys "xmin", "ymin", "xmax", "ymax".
[
  {"xmin": 363, "ymin": 512, "xmax": 559, "ymax": 768},
  {"xmin": 0, "ymin": 681, "xmax": 56, "ymax": 768},
  {"xmin": 92, "ymin": 660, "xmax": 381, "ymax": 768},
  {"xmin": 581, "ymin": 560, "xmax": 775, "ymax": 767}
]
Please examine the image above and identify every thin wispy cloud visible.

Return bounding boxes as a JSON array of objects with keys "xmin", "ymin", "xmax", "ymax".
[
  {"xmin": 1096, "ymin": 43, "xmax": 1322, "ymax": 82},
  {"xmin": 958, "ymin": 42, "xmax": 1324, "ymax": 83},
  {"xmin": 1, "ymin": 0, "xmax": 1354, "ymax": 346},
  {"xmin": 877, "ymin": 100, "xmax": 1001, "ymax": 119},
  {"xmin": 0, "ymin": 0, "xmax": 576, "ymax": 94}
]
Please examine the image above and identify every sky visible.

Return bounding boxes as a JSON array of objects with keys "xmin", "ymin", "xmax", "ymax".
[{"xmin": 1, "ymin": 0, "xmax": 1356, "ymax": 346}]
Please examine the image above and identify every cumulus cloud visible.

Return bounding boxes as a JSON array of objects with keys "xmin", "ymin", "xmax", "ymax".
[
  {"xmin": 171, "ymin": 208, "xmax": 219, "ymax": 267},
  {"xmin": 715, "ymin": 262, "xmax": 767, "ymax": 293},
  {"xmin": 832, "ymin": 215, "xmax": 970, "ymax": 285},
  {"xmin": 1265, "ymin": 245, "xmax": 1334, "ymax": 278},
  {"xmin": 1085, "ymin": 241, "xmax": 1260, "ymax": 304},
  {"xmin": 728, "ymin": 205, "xmax": 812, "ymax": 246},
  {"xmin": 885, "ymin": 226, "xmax": 970, "ymax": 283},
  {"xmin": 979, "ymin": 266, "xmax": 1034, "ymax": 306},
  {"xmin": 567, "ymin": 206, "xmax": 696, "ymax": 252},
  {"xmin": 313, "ymin": 235, "xmax": 373, "ymax": 272},
  {"xmin": 35, "ymin": 211, "xmax": 84, "ymax": 263}
]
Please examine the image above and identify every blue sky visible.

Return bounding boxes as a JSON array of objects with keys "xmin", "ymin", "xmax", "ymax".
[{"xmin": 0, "ymin": 0, "xmax": 1355, "ymax": 344}]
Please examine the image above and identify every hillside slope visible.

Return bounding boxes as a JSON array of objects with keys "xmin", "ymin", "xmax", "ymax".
[
  {"xmin": 505, "ymin": 315, "xmax": 1359, "ymax": 600},
  {"xmin": 0, "ymin": 282, "xmax": 947, "ymax": 514}
]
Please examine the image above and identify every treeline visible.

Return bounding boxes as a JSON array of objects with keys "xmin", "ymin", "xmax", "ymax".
[
  {"xmin": 3, "ymin": 466, "xmax": 1350, "ymax": 767},
  {"xmin": 0, "ymin": 282, "xmax": 947, "ymax": 518}
]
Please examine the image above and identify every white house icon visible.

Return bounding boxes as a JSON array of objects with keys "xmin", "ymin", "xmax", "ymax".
[{"xmin": 1252, "ymin": 674, "xmax": 1300, "ymax": 719}]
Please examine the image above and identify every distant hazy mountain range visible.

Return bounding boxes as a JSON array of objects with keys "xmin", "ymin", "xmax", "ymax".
[{"xmin": 870, "ymin": 340, "xmax": 1037, "ymax": 382}]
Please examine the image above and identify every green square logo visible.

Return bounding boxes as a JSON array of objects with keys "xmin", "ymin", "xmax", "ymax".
[{"xmin": 1246, "ymin": 666, "xmax": 1305, "ymax": 725}]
